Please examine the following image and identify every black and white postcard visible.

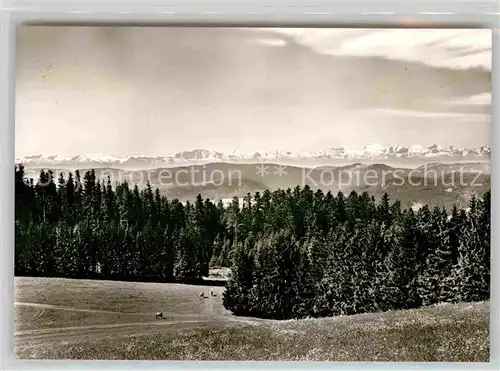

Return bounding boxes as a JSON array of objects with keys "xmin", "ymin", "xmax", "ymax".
[{"xmin": 14, "ymin": 26, "xmax": 491, "ymax": 361}]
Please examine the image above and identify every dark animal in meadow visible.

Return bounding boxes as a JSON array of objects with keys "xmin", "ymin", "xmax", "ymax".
[
  {"xmin": 155, "ymin": 312, "xmax": 163, "ymax": 319},
  {"xmin": 210, "ymin": 290, "xmax": 217, "ymax": 297},
  {"xmin": 199, "ymin": 292, "xmax": 206, "ymax": 298}
]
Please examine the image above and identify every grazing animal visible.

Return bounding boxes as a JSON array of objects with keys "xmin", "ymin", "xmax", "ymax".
[
  {"xmin": 199, "ymin": 292, "xmax": 206, "ymax": 298},
  {"xmin": 155, "ymin": 312, "xmax": 163, "ymax": 320},
  {"xmin": 210, "ymin": 290, "xmax": 217, "ymax": 297}
]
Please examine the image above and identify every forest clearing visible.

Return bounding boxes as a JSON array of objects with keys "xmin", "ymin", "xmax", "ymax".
[{"xmin": 14, "ymin": 276, "xmax": 489, "ymax": 361}]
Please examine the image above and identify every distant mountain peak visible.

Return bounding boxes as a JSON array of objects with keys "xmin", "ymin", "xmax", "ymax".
[{"xmin": 16, "ymin": 143, "xmax": 491, "ymax": 169}]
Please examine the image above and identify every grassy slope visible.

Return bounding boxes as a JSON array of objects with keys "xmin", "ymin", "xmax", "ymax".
[{"xmin": 14, "ymin": 277, "xmax": 489, "ymax": 361}]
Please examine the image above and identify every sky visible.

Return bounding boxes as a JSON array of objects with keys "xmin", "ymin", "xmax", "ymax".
[{"xmin": 15, "ymin": 27, "xmax": 491, "ymax": 158}]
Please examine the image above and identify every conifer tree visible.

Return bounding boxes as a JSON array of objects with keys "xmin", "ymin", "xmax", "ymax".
[{"xmin": 14, "ymin": 166, "xmax": 491, "ymax": 319}]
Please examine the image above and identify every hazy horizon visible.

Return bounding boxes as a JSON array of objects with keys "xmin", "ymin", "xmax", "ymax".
[{"xmin": 15, "ymin": 27, "xmax": 491, "ymax": 158}]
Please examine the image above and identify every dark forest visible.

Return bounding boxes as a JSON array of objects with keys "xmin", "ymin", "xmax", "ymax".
[{"xmin": 15, "ymin": 165, "xmax": 490, "ymax": 320}]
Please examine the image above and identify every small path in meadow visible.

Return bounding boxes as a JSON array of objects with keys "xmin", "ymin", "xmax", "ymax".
[
  {"xmin": 15, "ymin": 301, "xmax": 204, "ymax": 317},
  {"xmin": 15, "ymin": 318, "xmax": 216, "ymax": 339},
  {"xmin": 14, "ymin": 301, "xmax": 265, "ymax": 349}
]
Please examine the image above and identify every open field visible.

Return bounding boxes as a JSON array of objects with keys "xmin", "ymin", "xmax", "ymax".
[{"xmin": 14, "ymin": 276, "xmax": 489, "ymax": 361}]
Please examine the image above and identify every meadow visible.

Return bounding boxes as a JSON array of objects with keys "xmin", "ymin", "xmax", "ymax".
[{"xmin": 14, "ymin": 276, "xmax": 489, "ymax": 361}]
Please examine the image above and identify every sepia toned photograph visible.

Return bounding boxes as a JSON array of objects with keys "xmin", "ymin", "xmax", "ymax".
[{"xmin": 14, "ymin": 26, "xmax": 491, "ymax": 361}]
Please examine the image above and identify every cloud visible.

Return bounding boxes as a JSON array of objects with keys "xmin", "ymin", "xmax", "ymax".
[
  {"xmin": 253, "ymin": 38, "xmax": 287, "ymax": 47},
  {"xmin": 447, "ymin": 92, "xmax": 491, "ymax": 106},
  {"xmin": 256, "ymin": 28, "xmax": 491, "ymax": 70},
  {"xmin": 15, "ymin": 26, "xmax": 491, "ymax": 157},
  {"xmin": 363, "ymin": 108, "xmax": 490, "ymax": 120}
]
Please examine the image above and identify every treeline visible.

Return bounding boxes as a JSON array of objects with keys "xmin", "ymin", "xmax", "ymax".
[
  {"xmin": 223, "ymin": 189, "xmax": 490, "ymax": 319},
  {"xmin": 15, "ymin": 166, "xmax": 228, "ymax": 282},
  {"xmin": 15, "ymin": 166, "xmax": 490, "ymax": 319}
]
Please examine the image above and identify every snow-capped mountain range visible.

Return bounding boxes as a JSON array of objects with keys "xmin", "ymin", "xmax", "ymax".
[{"xmin": 16, "ymin": 144, "xmax": 491, "ymax": 169}]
